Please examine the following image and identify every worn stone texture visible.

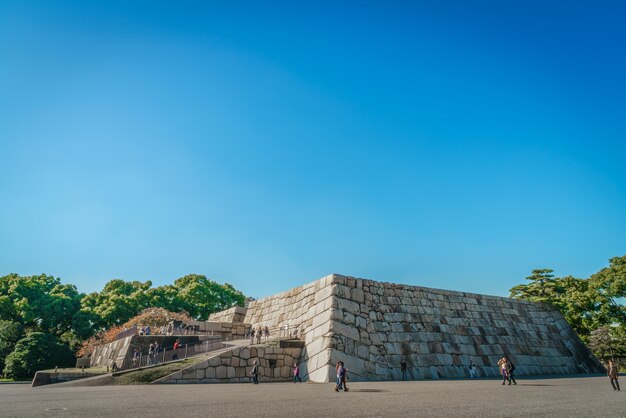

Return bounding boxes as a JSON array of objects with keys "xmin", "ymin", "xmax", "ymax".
[
  {"xmin": 326, "ymin": 274, "xmax": 604, "ymax": 381},
  {"xmin": 154, "ymin": 345, "xmax": 303, "ymax": 384},
  {"xmin": 160, "ymin": 274, "xmax": 603, "ymax": 384}
]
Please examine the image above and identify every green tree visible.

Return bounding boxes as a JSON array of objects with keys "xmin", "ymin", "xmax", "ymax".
[
  {"xmin": 80, "ymin": 279, "xmax": 153, "ymax": 328},
  {"xmin": 510, "ymin": 256, "xmax": 626, "ymax": 343},
  {"xmin": 172, "ymin": 274, "xmax": 245, "ymax": 320},
  {"xmin": 3, "ymin": 332, "xmax": 75, "ymax": 379},
  {"xmin": 589, "ymin": 255, "xmax": 626, "ymax": 327},
  {"xmin": 0, "ymin": 274, "xmax": 85, "ymax": 337},
  {"xmin": 588, "ymin": 326, "xmax": 626, "ymax": 361},
  {"xmin": 0, "ymin": 321, "xmax": 25, "ymax": 374}
]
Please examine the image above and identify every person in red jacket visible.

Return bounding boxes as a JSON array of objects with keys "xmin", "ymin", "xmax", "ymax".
[{"xmin": 172, "ymin": 339, "xmax": 180, "ymax": 360}]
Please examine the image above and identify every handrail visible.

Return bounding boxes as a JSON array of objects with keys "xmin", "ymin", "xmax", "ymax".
[
  {"xmin": 246, "ymin": 324, "xmax": 304, "ymax": 340},
  {"xmin": 115, "ymin": 339, "xmax": 228, "ymax": 372}
]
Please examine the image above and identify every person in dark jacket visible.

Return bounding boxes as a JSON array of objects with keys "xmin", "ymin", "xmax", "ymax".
[
  {"xmin": 505, "ymin": 357, "xmax": 517, "ymax": 385},
  {"xmin": 608, "ymin": 360, "xmax": 620, "ymax": 391},
  {"xmin": 250, "ymin": 360, "xmax": 259, "ymax": 384}
]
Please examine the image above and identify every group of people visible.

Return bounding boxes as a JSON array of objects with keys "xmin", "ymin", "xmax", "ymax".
[
  {"xmin": 248, "ymin": 361, "xmax": 303, "ymax": 384},
  {"xmin": 131, "ymin": 339, "xmax": 183, "ymax": 367},
  {"xmin": 132, "ymin": 341, "xmax": 163, "ymax": 366},
  {"xmin": 334, "ymin": 361, "xmax": 349, "ymax": 392},
  {"xmin": 246, "ymin": 355, "xmax": 621, "ymax": 391},
  {"xmin": 248, "ymin": 326, "xmax": 270, "ymax": 345},
  {"xmin": 497, "ymin": 356, "xmax": 517, "ymax": 385},
  {"xmin": 138, "ymin": 324, "xmax": 195, "ymax": 336}
]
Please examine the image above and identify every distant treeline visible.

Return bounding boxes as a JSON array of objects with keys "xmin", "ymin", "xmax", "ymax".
[{"xmin": 0, "ymin": 273, "xmax": 245, "ymax": 379}]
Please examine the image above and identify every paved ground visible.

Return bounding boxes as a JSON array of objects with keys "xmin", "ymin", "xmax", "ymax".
[{"xmin": 0, "ymin": 375, "xmax": 623, "ymax": 417}]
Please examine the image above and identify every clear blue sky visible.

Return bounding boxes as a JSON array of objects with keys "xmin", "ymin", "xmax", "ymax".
[{"xmin": 1, "ymin": 1, "xmax": 625, "ymax": 299}]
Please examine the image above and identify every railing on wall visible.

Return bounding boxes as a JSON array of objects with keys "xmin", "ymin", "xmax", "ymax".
[{"xmin": 115, "ymin": 339, "xmax": 227, "ymax": 372}]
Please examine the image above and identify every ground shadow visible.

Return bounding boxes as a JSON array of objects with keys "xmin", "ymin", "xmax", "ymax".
[{"xmin": 348, "ymin": 389, "xmax": 388, "ymax": 392}]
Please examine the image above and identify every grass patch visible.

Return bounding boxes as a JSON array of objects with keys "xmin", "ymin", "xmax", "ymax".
[
  {"xmin": 112, "ymin": 358, "xmax": 199, "ymax": 385},
  {"xmin": 0, "ymin": 378, "xmax": 14, "ymax": 382}
]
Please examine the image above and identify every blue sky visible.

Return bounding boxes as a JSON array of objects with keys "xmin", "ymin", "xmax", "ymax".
[{"xmin": 1, "ymin": 1, "xmax": 625, "ymax": 299}]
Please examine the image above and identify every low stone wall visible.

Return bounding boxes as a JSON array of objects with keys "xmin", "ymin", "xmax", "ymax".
[
  {"xmin": 201, "ymin": 321, "xmax": 248, "ymax": 340},
  {"xmin": 89, "ymin": 336, "xmax": 133, "ymax": 369},
  {"xmin": 207, "ymin": 306, "xmax": 247, "ymax": 323},
  {"xmin": 154, "ymin": 344, "xmax": 303, "ymax": 384},
  {"xmin": 88, "ymin": 335, "xmax": 203, "ymax": 368},
  {"xmin": 32, "ymin": 371, "xmax": 102, "ymax": 387}
]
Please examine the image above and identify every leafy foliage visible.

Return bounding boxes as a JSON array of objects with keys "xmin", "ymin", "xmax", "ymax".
[
  {"xmin": 0, "ymin": 321, "xmax": 25, "ymax": 374},
  {"xmin": 0, "ymin": 274, "xmax": 84, "ymax": 338},
  {"xmin": 76, "ymin": 308, "xmax": 193, "ymax": 357},
  {"xmin": 3, "ymin": 333, "xmax": 75, "ymax": 379},
  {"xmin": 0, "ymin": 272, "xmax": 246, "ymax": 378},
  {"xmin": 588, "ymin": 326, "xmax": 626, "ymax": 361},
  {"xmin": 510, "ymin": 255, "xmax": 626, "ymax": 345}
]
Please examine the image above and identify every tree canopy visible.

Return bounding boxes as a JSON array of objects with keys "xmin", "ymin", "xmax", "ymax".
[
  {"xmin": 0, "ymin": 272, "xmax": 246, "ymax": 378},
  {"xmin": 510, "ymin": 255, "xmax": 626, "ymax": 357}
]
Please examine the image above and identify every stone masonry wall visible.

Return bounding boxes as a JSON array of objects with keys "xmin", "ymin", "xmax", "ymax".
[
  {"xmin": 207, "ymin": 306, "xmax": 247, "ymax": 324},
  {"xmin": 155, "ymin": 345, "xmax": 302, "ymax": 384},
  {"xmin": 89, "ymin": 336, "xmax": 133, "ymax": 369},
  {"xmin": 327, "ymin": 275, "xmax": 604, "ymax": 381},
  {"xmin": 241, "ymin": 274, "xmax": 336, "ymax": 382}
]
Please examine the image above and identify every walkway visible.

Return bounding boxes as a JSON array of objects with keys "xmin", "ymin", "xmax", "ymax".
[{"xmin": 5, "ymin": 375, "xmax": 622, "ymax": 417}]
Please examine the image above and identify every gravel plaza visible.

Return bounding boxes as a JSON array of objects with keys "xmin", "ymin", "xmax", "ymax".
[{"xmin": 0, "ymin": 375, "xmax": 623, "ymax": 418}]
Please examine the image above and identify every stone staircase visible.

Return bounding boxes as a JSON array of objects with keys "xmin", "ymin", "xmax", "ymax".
[{"xmin": 151, "ymin": 338, "xmax": 303, "ymax": 384}]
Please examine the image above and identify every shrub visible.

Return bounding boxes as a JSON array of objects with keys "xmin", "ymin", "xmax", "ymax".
[
  {"xmin": 0, "ymin": 320, "xmax": 24, "ymax": 374},
  {"xmin": 3, "ymin": 332, "xmax": 75, "ymax": 379}
]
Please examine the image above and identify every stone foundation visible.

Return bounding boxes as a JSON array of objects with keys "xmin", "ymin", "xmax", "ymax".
[
  {"xmin": 207, "ymin": 274, "xmax": 603, "ymax": 382},
  {"xmin": 154, "ymin": 344, "xmax": 302, "ymax": 384}
]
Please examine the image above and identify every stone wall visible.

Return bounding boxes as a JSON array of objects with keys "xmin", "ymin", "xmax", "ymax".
[
  {"xmin": 32, "ymin": 371, "xmax": 103, "ymax": 387},
  {"xmin": 207, "ymin": 306, "xmax": 247, "ymax": 323},
  {"xmin": 154, "ymin": 344, "xmax": 302, "ymax": 384},
  {"xmin": 89, "ymin": 336, "xmax": 133, "ymax": 369},
  {"xmin": 88, "ymin": 336, "xmax": 202, "ymax": 368},
  {"xmin": 241, "ymin": 274, "xmax": 336, "ymax": 382},
  {"xmin": 327, "ymin": 275, "xmax": 604, "ymax": 380}
]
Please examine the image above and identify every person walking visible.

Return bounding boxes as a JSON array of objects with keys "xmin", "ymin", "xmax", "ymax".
[
  {"xmin": 153, "ymin": 341, "xmax": 160, "ymax": 365},
  {"xmin": 341, "ymin": 362, "xmax": 349, "ymax": 392},
  {"xmin": 172, "ymin": 339, "xmax": 180, "ymax": 360},
  {"xmin": 608, "ymin": 359, "xmax": 620, "ymax": 391},
  {"xmin": 250, "ymin": 360, "xmax": 259, "ymax": 384},
  {"xmin": 250, "ymin": 328, "xmax": 255, "ymax": 345},
  {"xmin": 505, "ymin": 357, "xmax": 517, "ymax": 385},
  {"xmin": 293, "ymin": 363, "xmax": 302, "ymax": 383},
  {"xmin": 498, "ymin": 357, "xmax": 508, "ymax": 385},
  {"xmin": 469, "ymin": 361, "xmax": 477, "ymax": 379},
  {"xmin": 256, "ymin": 327, "xmax": 262, "ymax": 344},
  {"xmin": 334, "ymin": 362, "xmax": 343, "ymax": 391},
  {"xmin": 264, "ymin": 325, "xmax": 270, "ymax": 341},
  {"xmin": 400, "ymin": 360, "xmax": 407, "ymax": 381},
  {"xmin": 147, "ymin": 343, "xmax": 154, "ymax": 366}
]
